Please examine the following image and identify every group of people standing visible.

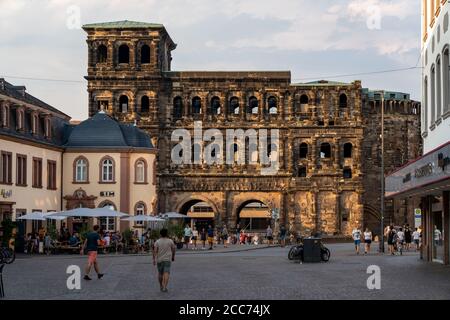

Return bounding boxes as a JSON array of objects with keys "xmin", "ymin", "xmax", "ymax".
[
  {"xmin": 183, "ymin": 224, "xmax": 217, "ymax": 250},
  {"xmin": 351, "ymin": 224, "xmax": 421, "ymax": 255}
]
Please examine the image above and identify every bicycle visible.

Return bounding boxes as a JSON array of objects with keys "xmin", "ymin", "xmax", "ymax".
[
  {"xmin": 288, "ymin": 241, "xmax": 330, "ymax": 262},
  {"xmin": 0, "ymin": 247, "xmax": 15, "ymax": 264}
]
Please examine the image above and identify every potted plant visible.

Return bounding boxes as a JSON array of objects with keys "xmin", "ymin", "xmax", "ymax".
[
  {"xmin": 122, "ymin": 229, "xmax": 134, "ymax": 254},
  {"xmin": 168, "ymin": 224, "xmax": 184, "ymax": 249},
  {"xmin": 1, "ymin": 219, "xmax": 16, "ymax": 247}
]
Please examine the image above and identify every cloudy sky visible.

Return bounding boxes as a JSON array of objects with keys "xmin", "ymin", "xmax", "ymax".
[{"xmin": 0, "ymin": 0, "xmax": 421, "ymax": 120}]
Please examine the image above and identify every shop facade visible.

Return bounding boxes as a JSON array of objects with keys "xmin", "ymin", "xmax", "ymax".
[{"xmin": 386, "ymin": 142, "xmax": 450, "ymax": 264}]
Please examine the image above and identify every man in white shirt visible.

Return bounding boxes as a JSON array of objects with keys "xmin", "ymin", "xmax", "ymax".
[
  {"xmin": 153, "ymin": 228, "xmax": 176, "ymax": 293},
  {"xmin": 352, "ymin": 227, "xmax": 362, "ymax": 255},
  {"xmin": 183, "ymin": 224, "xmax": 192, "ymax": 249},
  {"xmin": 412, "ymin": 228, "xmax": 420, "ymax": 251}
]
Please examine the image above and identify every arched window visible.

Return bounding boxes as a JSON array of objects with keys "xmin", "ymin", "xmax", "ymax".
[
  {"xmin": 173, "ymin": 96, "xmax": 183, "ymax": 119},
  {"xmin": 0, "ymin": 104, "xmax": 9, "ymax": 127},
  {"xmin": 101, "ymin": 158, "xmax": 114, "ymax": 182},
  {"xmin": 300, "ymin": 94, "xmax": 309, "ymax": 104},
  {"xmin": 299, "ymin": 143, "xmax": 308, "ymax": 159},
  {"xmin": 16, "ymin": 109, "xmax": 24, "ymax": 130},
  {"xmin": 44, "ymin": 117, "xmax": 51, "ymax": 138},
  {"xmin": 141, "ymin": 96, "xmax": 150, "ymax": 113},
  {"xmin": 298, "ymin": 167, "xmax": 307, "ymax": 178},
  {"xmin": 436, "ymin": 56, "xmax": 442, "ymax": 119},
  {"xmin": 211, "ymin": 96, "xmax": 221, "ymax": 115},
  {"xmin": 135, "ymin": 202, "xmax": 146, "ymax": 226},
  {"xmin": 339, "ymin": 94, "xmax": 348, "ymax": 108},
  {"xmin": 32, "ymin": 114, "xmax": 39, "ymax": 134},
  {"xmin": 431, "ymin": 65, "xmax": 436, "ymax": 124},
  {"xmin": 99, "ymin": 201, "xmax": 116, "ymax": 231},
  {"xmin": 118, "ymin": 44, "xmax": 130, "ymax": 64},
  {"xmin": 192, "ymin": 96, "xmax": 202, "ymax": 114},
  {"xmin": 119, "ymin": 95, "xmax": 128, "ymax": 113},
  {"xmin": 423, "ymin": 76, "xmax": 428, "ymax": 132},
  {"xmin": 343, "ymin": 168, "xmax": 352, "ymax": 179},
  {"xmin": 135, "ymin": 159, "xmax": 147, "ymax": 183},
  {"xmin": 268, "ymin": 96, "xmax": 277, "ymax": 114},
  {"xmin": 344, "ymin": 143, "xmax": 353, "ymax": 158},
  {"xmin": 97, "ymin": 45, "xmax": 107, "ymax": 63},
  {"xmin": 320, "ymin": 143, "xmax": 331, "ymax": 159},
  {"xmin": 141, "ymin": 44, "xmax": 150, "ymax": 64},
  {"xmin": 249, "ymin": 96, "xmax": 258, "ymax": 114},
  {"xmin": 230, "ymin": 97, "xmax": 239, "ymax": 114},
  {"xmin": 443, "ymin": 47, "xmax": 450, "ymax": 114},
  {"xmin": 74, "ymin": 157, "xmax": 88, "ymax": 182},
  {"xmin": 233, "ymin": 143, "xmax": 239, "ymax": 162}
]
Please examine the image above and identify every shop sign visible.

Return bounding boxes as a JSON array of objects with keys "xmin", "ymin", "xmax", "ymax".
[
  {"xmin": 386, "ymin": 143, "xmax": 450, "ymax": 197},
  {"xmin": 414, "ymin": 163, "xmax": 433, "ymax": 178},
  {"xmin": 414, "ymin": 208, "xmax": 421, "ymax": 228},
  {"xmin": 100, "ymin": 191, "xmax": 115, "ymax": 197},
  {"xmin": 1, "ymin": 189, "xmax": 12, "ymax": 198}
]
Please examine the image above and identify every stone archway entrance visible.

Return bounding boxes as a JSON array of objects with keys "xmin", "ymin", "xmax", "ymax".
[
  {"xmin": 178, "ymin": 199, "xmax": 218, "ymax": 231},
  {"xmin": 236, "ymin": 200, "xmax": 271, "ymax": 232}
]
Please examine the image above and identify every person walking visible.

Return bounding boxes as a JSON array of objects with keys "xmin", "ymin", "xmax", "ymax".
[
  {"xmin": 222, "ymin": 225, "xmax": 229, "ymax": 248},
  {"xmin": 363, "ymin": 228, "xmax": 372, "ymax": 255},
  {"xmin": 352, "ymin": 227, "xmax": 362, "ymax": 255},
  {"xmin": 207, "ymin": 225, "xmax": 214, "ymax": 250},
  {"xmin": 404, "ymin": 225, "xmax": 412, "ymax": 251},
  {"xmin": 266, "ymin": 225, "xmax": 273, "ymax": 245},
  {"xmin": 191, "ymin": 227, "xmax": 198, "ymax": 250},
  {"xmin": 152, "ymin": 228, "xmax": 176, "ymax": 293},
  {"xmin": 387, "ymin": 226, "xmax": 396, "ymax": 255},
  {"xmin": 396, "ymin": 227, "xmax": 405, "ymax": 255},
  {"xmin": 200, "ymin": 227, "xmax": 207, "ymax": 250},
  {"xmin": 279, "ymin": 225, "xmax": 287, "ymax": 247},
  {"xmin": 235, "ymin": 223, "xmax": 241, "ymax": 245},
  {"xmin": 183, "ymin": 224, "xmax": 192, "ymax": 249},
  {"xmin": 412, "ymin": 227, "xmax": 421, "ymax": 251},
  {"xmin": 81, "ymin": 225, "xmax": 104, "ymax": 280}
]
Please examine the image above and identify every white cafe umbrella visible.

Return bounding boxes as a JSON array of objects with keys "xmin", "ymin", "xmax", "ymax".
[
  {"xmin": 16, "ymin": 212, "xmax": 66, "ymax": 221},
  {"xmin": 159, "ymin": 212, "xmax": 188, "ymax": 219},
  {"xmin": 122, "ymin": 215, "xmax": 165, "ymax": 222},
  {"xmin": 16, "ymin": 212, "xmax": 47, "ymax": 221},
  {"xmin": 48, "ymin": 207, "xmax": 129, "ymax": 218}
]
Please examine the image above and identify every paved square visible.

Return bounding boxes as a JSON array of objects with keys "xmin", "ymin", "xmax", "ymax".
[{"xmin": 2, "ymin": 244, "xmax": 450, "ymax": 300}]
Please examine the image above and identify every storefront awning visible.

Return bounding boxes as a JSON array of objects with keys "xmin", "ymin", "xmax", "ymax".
[
  {"xmin": 386, "ymin": 141, "xmax": 450, "ymax": 198},
  {"xmin": 187, "ymin": 212, "xmax": 214, "ymax": 218},
  {"xmin": 239, "ymin": 209, "xmax": 271, "ymax": 218}
]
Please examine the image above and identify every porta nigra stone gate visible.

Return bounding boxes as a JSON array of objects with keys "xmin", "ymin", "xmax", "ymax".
[{"xmin": 83, "ymin": 21, "xmax": 421, "ymax": 237}]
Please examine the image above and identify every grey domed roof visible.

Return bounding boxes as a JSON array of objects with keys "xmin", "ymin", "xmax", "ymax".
[{"xmin": 64, "ymin": 112, "xmax": 153, "ymax": 149}]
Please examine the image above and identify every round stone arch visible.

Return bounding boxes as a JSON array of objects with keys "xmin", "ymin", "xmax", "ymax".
[
  {"xmin": 231, "ymin": 195, "xmax": 279, "ymax": 228},
  {"xmin": 174, "ymin": 194, "xmax": 221, "ymax": 219}
]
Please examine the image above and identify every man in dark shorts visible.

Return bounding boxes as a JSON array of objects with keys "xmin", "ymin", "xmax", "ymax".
[
  {"xmin": 153, "ymin": 228, "xmax": 176, "ymax": 292},
  {"xmin": 207, "ymin": 225, "xmax": 214, "ymax": 250},
  {"xmin": 81, "ymin": 225, "xmax": 104, "ymax": 280}
]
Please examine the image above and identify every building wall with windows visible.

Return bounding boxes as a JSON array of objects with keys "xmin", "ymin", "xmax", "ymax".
[
  {"xmin": 0, "ymin": 78, "xmax": 157, "ymax": 237},
  {"xmin": 83, "ymin": 21, "xmax": 421, "ymax": 237},
  {"xmin": 0, "ymin": 78, "xmax": 70, "ymax": 225},
  {"xmin": 61, "ymin": 112, "xmax": 157, "ymax": 233},
  {"xmin": 421, "ymin": 0, "xmax": 450, "ymax": 152}
]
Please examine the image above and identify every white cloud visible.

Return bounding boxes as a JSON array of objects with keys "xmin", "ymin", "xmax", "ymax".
[{"xmin": 0, "ymin": 0, "xmax": 421, "ymax": 120}]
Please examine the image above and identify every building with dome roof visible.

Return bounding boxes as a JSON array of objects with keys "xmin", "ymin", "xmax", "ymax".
[{"xmin": 0, "ymin": 80, "xmax": 157, "ymax": 239}]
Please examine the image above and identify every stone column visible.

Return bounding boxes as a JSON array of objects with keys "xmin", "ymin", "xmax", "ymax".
[
  {"xmin": 334, "ymin": 138, "xmax": 341, "ymax": 169},
  {"xmin": 311, "ymin": 137, "xmax": 317, "ymax": 172},
  {"xmin": 279, "ymin": 95, "xmax": 285, "ymax": 120},
  {"xmin": 287, "ymin": 94, "xmax": 294, "ymax": 121},
  {"xmin": 108, "ymin": 40, "xmax": 115, "ymax": 68}
]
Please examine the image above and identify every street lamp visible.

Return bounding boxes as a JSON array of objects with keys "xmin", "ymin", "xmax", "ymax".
[{"xmin": 379, "ymin": 90, "xmax": 385, "ymax": 253}]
